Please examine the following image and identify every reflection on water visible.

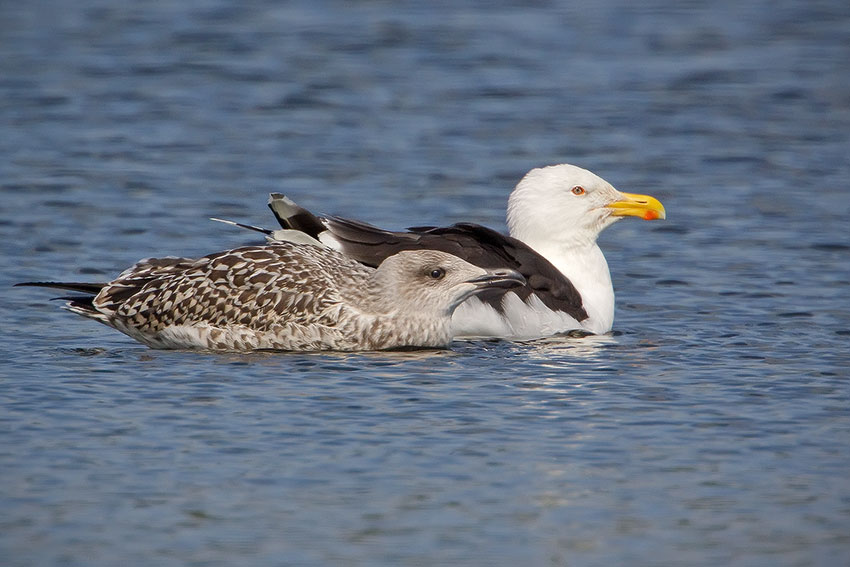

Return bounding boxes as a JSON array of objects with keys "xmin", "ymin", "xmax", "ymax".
[{"xmin": 516, "ymin": 333, "xmax": 619, "ymax": 364}]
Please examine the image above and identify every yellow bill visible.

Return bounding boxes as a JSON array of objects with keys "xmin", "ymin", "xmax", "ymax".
[{"xmin": 607, "ymin": 192, "xmax": 666, "ymax": 221}]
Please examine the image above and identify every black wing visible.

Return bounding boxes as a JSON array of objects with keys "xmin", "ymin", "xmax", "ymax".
[
  {"xmin": 268, "ymin": 193, "xmax": 327, "ymax": 239},
  {"xmin": 266, "ymin": 193, "xmax": 587, "ymax": 321}
]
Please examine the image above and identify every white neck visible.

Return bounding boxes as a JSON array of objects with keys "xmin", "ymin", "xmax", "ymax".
[
  {"xmin": 520, "ymin": 238, "xmax": 615, "ymax": 334},
  {"xmin": 500, "ymin": 164, "xmax": 632, "ymax": 334}
]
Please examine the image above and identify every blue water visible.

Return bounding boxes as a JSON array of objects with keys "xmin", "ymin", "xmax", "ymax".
[{"xmin": 2, "ymin": 1, "xmax": 849, "ymax": 565}]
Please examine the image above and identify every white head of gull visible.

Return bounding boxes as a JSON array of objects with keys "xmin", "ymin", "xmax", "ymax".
[{"xmin": 16, "ymin": 242, "xmax": 525, "ymax": 352}]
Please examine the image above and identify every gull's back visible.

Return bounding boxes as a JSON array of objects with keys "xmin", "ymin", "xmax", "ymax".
[{"xmin": 84, "ymin": 243, "xmax": 375, "ymax": 351}]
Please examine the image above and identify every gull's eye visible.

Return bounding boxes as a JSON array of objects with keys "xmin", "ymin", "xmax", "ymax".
[
  {"xmin": 428, "ymin": 268, "xmax": 446, "ymax": 280},
  {"xmin": 571, "ymin": 186, "xmax": 586, "ymax": 196}
]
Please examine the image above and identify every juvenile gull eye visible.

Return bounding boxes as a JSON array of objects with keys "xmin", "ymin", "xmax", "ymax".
[
  {"xmin": 429, "ymin": 268, "xmax": 446, "ymax": 280},
  {"xmin": 571, "ymin": 186, "xmax": 586, "ymax": 196}
]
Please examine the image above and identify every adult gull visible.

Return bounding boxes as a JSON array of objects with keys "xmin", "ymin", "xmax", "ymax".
[{"xmin": 219, "ymin": 164, "xmax": 665, "ymax": 338}]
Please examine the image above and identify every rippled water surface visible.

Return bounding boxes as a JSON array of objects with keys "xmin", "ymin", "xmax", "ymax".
[{"xmin": 2, "ymin": 1, "xmax": 849, "ymax": 565}]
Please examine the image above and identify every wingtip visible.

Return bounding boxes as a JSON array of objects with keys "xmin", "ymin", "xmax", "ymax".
[
  {"xmin": 210, "ymin": 217, "xmax": 236, "ymax": 226},
  {"xmin": 13, "ymin": 281, "xmax": 106, "ymax": 294},
  {"xmin": 210, "ymin": 217, "xmax": 273, "ymax": 235},
  {"xmin": 268, "ymin": 193, "xmax": 296, "ymax": 207},
  {"xmin": 15, "ymin": 281, "xmax": 54, "ymax": 288}
]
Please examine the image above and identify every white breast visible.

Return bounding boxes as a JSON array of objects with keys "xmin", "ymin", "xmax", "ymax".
[
  {"xmin": 451, "ymin": 293, "xmax": 584, "ymax": 340},
  {"xmin": 450, "ymin": 243, "xmax": 615, "ymax": 339}
]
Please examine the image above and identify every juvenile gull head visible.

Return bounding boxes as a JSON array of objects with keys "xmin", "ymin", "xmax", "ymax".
[
  {"xmin": 17, "ymin": 242, "xmax": 524, "ymax": 352},
  {"xmin": 369, "ymin": 249, "xmax": 526, "ymax": 315}
]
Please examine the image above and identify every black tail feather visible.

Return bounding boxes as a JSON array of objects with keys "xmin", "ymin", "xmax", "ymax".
[
  {"xmin": 62, "ymin": 296, "xmax": 97, "ymax": 311},
  {"xmin": 16, "ymin": 282, "xmax": 101, "ymax": 314}
]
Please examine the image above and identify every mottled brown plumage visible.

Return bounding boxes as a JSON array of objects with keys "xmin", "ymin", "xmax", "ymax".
[{"xmin": 18, "ymin": 242, "xmax": 524, "ymax": 352}]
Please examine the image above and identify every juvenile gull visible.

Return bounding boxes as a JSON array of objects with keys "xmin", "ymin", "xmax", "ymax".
[
  {"xmin": 16, "ymin": 242, "xmax": 524, "ymax": 352},
  {"xmin": 216, "ymin": 164, "xmax": 666, "ymax": 338}
]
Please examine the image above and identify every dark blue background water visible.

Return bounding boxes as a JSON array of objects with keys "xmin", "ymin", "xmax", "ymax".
[{"xmin": 2, "ymin": 1, "xmax": 849, "ymax": 565}]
